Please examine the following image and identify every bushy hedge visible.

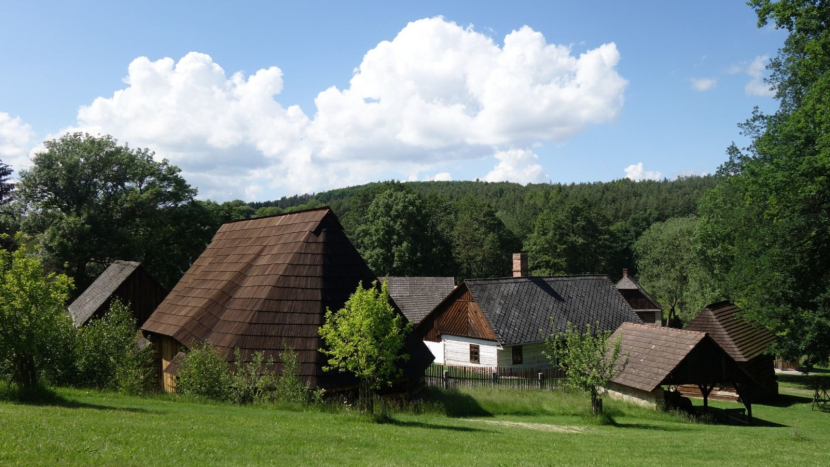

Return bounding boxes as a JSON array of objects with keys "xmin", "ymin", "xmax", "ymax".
[
  {"xmin": 176, "ymin": 343, "xmax": 322, "ymax": 405},
  {"xmin": 39, "ymin": 300, "xmax": 156, "ymax": 394}
]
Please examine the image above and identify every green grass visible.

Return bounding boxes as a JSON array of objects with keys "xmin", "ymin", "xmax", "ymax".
[{"xmin": 1, "ymin": 385, "xmax": 828, "ymax": 466}]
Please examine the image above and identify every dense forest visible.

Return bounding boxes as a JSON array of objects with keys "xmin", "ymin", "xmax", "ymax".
[{"xmin": 1, "ymin": 0, "xmax": 828, "ymax": 364}]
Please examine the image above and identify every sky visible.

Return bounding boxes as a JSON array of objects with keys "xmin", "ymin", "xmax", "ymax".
[{"xmin": 0, "ymin": 1, "xmax": 785, "ymax": 201}]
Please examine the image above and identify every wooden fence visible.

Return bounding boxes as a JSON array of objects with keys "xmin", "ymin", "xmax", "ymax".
[{"xmin": 425, "ymin": 364, "xmax": 566, "ymax": 391}]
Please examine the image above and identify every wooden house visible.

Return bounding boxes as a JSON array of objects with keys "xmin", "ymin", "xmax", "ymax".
[
  {"xmin": 682, "ymin": 301, "xmax": 778, "ymax": 401},
  {"xmin": 615, "ymin": 269, "xmax": 663, "ymax": 326},
  {"xmin": 607, "ymin": 323, "xmax": 757, "ymax": 418},
  {"xmin": 416, "ymin": 255, "xmax": 642, "ymax": 368},
  {"xmin": 141, "ymin": 208, "xmax": 434, "ymax": 393},
  {"xmin": 378, "ymin": 277, "xmax": 456, "ymax": 325},
  {"xmin": 67, "ymin": 260, "xmax": 167, "ymax": 328}
]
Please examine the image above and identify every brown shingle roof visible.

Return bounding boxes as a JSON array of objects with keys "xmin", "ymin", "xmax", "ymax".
[
  {"xmin": 68, "ymin": 261, "xmax": 141, "ymax": 325},
  {"xmin": 141, "ymin": 207, "xmax": 433, "ymax": 387},
  {"xmin": 685, "ymin": 301, "xmax": 776, "ymax": 362},
  {"xmin": 615, "ymin": 275, "xmax": 663, "ymax": 311},
  {"xmin": 379, "ymin": 277, "xmax": 455, "ymax": 325},
  {"xmin": 610, "ymin": 323, "xmax": 708, "ymax": 392}
]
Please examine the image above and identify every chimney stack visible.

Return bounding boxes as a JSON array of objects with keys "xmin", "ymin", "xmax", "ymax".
[
  {"xmin": 512, "ymin": 253, "xmax": 528, "ymax": 277},
  {"xmin": 622, "ymin": 268, "xmax": 628, "ymax": 277}
]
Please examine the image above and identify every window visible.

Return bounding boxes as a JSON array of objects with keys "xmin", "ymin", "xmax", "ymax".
[
  {"xmin": 512, "ymin": 345, "xmax": 523, "ymax": 365},
  {"xmin": 470, "ymin": 344, "xmax": 480, "ymax": 364}
]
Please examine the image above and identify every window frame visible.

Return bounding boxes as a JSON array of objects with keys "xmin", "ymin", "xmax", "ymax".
[
  {"xmin": 470, "ymin": 344, "xmax": 480, "ymax": 364},
  {"xmin": 512, "ymin": 345, "xmax": 523, "ymax": 365}
]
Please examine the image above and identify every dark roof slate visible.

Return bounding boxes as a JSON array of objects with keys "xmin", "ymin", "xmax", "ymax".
[
  {"xmin": 68, "ymin": 261, "xmax": 141, "ymax": 326},
  {"xmin": 464, "ymin": 276, "xmax": 642, "ymax": 346},
  {"xmin": 610, "ymin": 323, "xmax": 707, "ymax": 392},
  {"xmin": 685, "ymin": 301, "xmax": 775, "ymax": 362},
  {"xmin": 379, "ymin": 277, "xmax": 456, "ymax": 324}
]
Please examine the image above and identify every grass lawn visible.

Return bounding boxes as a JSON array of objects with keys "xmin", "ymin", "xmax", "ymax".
[{"xmin": 1, "ymin": 384, "xmax": 828, "ymax": 466}]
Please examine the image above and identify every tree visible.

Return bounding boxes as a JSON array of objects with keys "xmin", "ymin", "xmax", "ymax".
[
  {"xmin": 698, "ymin": 1, "xmax": 830, "ymax": 363},
  {"xmin": 545, "ymin": 322, "xmax": 627, "ymax": 414},
  {"xmin": 318, "ymin": 280, "xmax": 411, "ymax": 413},
  {"xmin": 633, "ymin": 217, "xmax": 718, "ymax": 326},
  {"xmin": 0, "ymin": 159, "xmax": 11, "ymax": 205},
  {"xmin": 16, "ymin": 133, "xmax": 215, "ymax": 291},
  {"xmin": 452, "ymin": 196, "xmax": 518, "ymax": 279},
  {"xmin": 354, "ymin": 189, "xmax": 438, "ymax": 276},
  {"xmin": 0, "ymin": 237, "xmax": 74, "ymax": 387},
  {"xmin": 525, "ymin": 199, "xmax": 614, "ymax": 276}
]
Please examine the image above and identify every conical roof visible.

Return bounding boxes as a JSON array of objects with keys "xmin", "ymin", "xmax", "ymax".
[{"xmin": 142, "ymin": 207, "xmax": 433, "ymax": 387}]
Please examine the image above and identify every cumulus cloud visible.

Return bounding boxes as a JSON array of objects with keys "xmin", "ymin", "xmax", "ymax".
[
  {"xmin": 55, "ymin": 17, "xmax": 627, "ymax": 199},
  {"xmin": 690, "ymin": 78, "xmax": 716, "ymax": 92},
  {"xmin": 0, "ymin": 112, "xmax": 35, "ymax": 173},
  {"xmin": 624, "ymin": 162, "xmax": 662, "ymax": 181},
  {"xmin": 431, "ymin": 172, "xmax": 453, "ymax": 181},
  {"xmin": 744, "ymin": 55, "xmax": 774, "ymax": 97},
  {"xmin": 484, "ymin": 149, "xmax": 548, "ymax": 184}
]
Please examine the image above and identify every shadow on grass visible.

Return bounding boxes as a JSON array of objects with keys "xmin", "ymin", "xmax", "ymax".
[
  {"xmin": 383, "ymin": 418, "xmax": 491, "ymax": 433},
  {"xmin": 0, "ymin": 384, "xmax": 151, "ymax": 414},
  {"xmin": 421, "ymin": 388, "xmax": 493, "ymax": 418},
  {"xmin": 760, "ymin": 393, "xmax": 812, "ymax": 408},
  {"xmin": 601, "ymin": 413, "xmax": 689, "ymax": 432}
]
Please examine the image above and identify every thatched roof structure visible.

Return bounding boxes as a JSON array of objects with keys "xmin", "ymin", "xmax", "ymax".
[{"xmin": 141, "ymin": 207, "xmax": 433, "ymax": 389}]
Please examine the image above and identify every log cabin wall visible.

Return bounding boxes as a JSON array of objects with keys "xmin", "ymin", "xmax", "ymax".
[{"xmin": 157, "ymin": 335, "xmax": 182, "ymax": 394}]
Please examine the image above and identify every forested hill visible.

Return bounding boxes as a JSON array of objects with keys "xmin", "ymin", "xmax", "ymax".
[
  {"xmin": 247, "ymin": 176, "xmax": 719, "ymax": 283},
  {"xmin": 250, "ymin": 177, "xmax": 718, "ymax": 240}
]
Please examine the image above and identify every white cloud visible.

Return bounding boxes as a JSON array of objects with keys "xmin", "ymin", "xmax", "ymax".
[
  {"xmin": 690, "ymin": 78, "xmax": 716, "ymax": 92},
  {"xmin": 484, "ymin": 148, "xmax": 548, "ymax": 184},
  {"xmin": 52, "ymin": 17, "xmax": 627, "ymax": 200},
  {"xmin": 745, "ymin": 55, "xmax": 774, "ymax": 97},
  {"xmin": 431, "ymin": 172, "xmax": 453, "ymax": 181},
  {"xmin": 0, "ymin": 112, "xmax": 35, "ymax": 173},
  {"xmin": 624, "ymin": 162, "xmax": 662, "ymax": 181}
]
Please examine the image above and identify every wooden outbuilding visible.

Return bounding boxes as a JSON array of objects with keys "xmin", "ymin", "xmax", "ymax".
[
  {"xmin": 683, "ymin": 301, "xmax": 778, "ymax": 401},
  {"xmin": 615, "ymin": 269, "xmax": 663, "ymax": 326},
  {"xmin": 417, "ymin": 274, "xmax": 642, "ymax": 368},
  {"xmin": 608, "ymin": 323, "xmax": 757, "ymax": 418},
  {"xmin": 141, "ymin": 207, "xmax": 434, "ymax": 393},
  {"xmin": 67, "ymin": 260, "xmax": 167, "ymax": 328},
  {"xmin": 378, "ymin": 277, "xmax": 456, "ymax": 325}
]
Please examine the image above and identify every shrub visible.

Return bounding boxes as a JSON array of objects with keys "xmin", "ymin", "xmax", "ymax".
[
  {"xmin": 274, "ymin": 346, "xmax": 323, "ymax": 404},
  {"xmin": 115, "ymin": 337, "xmax": 157, "ymax": 396},
  {"xmin": 229, "ymin": 349, "xmax": 278, "ymax": 405},
  {"xmin": 176, "ymin": 342, "xmax": 231, "ymax": 401},
  {"xmin": 75, "ymin": 300, "xmax": 142, "ymax": 389}
]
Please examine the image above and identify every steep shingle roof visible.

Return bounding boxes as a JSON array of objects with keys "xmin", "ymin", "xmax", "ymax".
[
  {"xmin": 685, "ymin": 301, "xmax": 775, "ymax": 362},
  {"xmin": 463, "ymin": 276, "xmax": 642, "ymax": 346},
  {"xmin": 610, "ymin": 323, "xmax": 707, "ymax": 392},
  {"xmin": 141, "ymin": 207, "xmax": 433, "ymax": 387},
  {"xmin": 379, "ymin": 277, "xmax": 455, "ymax": 324},
  {"xmin": 68, "ymin": 261, "xmax": 141, "ymax": 326}
]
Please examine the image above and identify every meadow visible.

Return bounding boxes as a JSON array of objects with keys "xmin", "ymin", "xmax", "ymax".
[{"xmin": 1, "ymin": 380, "xmax": 828, "ymax": 467}]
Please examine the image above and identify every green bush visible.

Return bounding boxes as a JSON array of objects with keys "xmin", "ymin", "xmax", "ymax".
[
  {"xmin": 176, "ymin": 342, "xmax": 231, "ymax": 401},
  {"xmin": 229, "ymin": 349, "xmax": 278, "ymax": 404},
  {"xmin": 75, "ymin": 300, "xmax": 142, "ymax": 389},
  {"xmin": 274, "ymin": 346, "xmax": 324, "ymax": 404},
  {"xmin": 115, "ymin": 337, "xmax": 157, "ymax": 396}
]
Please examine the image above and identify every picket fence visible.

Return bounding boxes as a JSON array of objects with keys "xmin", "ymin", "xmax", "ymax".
[{"xmin": 425, "ymin": 363, "xmax": 566, "ymax": 391}]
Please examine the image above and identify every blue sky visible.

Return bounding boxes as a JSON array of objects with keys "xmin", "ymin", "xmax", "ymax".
[{"xmin": 0, "ymin": 1, "xmax": 784, "ymax": 201}]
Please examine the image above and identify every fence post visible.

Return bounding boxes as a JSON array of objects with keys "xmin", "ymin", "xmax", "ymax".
[
  {"xmin": 492, "ymin": 371, "xmax": 498, "ymax": 387},
  {"xmin": 538, "ymin": 372, "xmax": 544, "ymax": 390},
  {"xmin": 443, "ymin": 370, "xmax": 449, "ymax": 390}
]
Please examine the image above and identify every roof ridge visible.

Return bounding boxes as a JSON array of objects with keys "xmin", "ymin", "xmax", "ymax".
[
  {"xmin": 466, "ymin": 274, "xmax": 610, "ymax": 283},
  {"xmin": 221, "ymin": 206, "xmax": 333, "ymax": 225},
  {"xmin": 620, "ymin": 322, "xmax": 705, "ymax": 337}
]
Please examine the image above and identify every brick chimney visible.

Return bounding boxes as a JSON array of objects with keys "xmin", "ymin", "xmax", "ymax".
[
  {"xmin": 622, "ymin": 268, "xmax": 628, "ymax": 277},
  {"xmin": 512, "ymin": 253, "xmax": 528, "ymax": 277}
]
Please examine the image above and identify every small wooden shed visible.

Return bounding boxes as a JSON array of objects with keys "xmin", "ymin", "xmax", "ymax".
[
  {"xmin": 67, "ymin": 260, "xmax": 167, "ymax": 328},
  {"xmin": 608, "ymin": 323, "xmax": 757, "ymax": 417},
  {"xmin": 683, "ymin": 301, "xmax": 778, "ymax": 401},
  {"xmin": 141, "ymin": 207, "xmax": 434, "ymax": 393}
]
